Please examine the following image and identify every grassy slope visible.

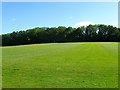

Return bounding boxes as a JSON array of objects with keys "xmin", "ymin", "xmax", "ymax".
[
  {"xmin": 2, "ymin": 42, "xmax": 118, "ymax": 88},
  {"xmin": 0, "ymin": 47, "xmax": 2, "ymax": 88}
]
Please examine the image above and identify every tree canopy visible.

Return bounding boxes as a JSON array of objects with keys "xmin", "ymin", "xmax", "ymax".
[{"xmin": 2, "ymin": 24, "xmax": 120, "ymax": 46}]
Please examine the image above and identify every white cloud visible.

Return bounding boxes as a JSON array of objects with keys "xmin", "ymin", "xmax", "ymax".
[
  {"xmin": 74, "ymin": 21, "xmax": 95, "ymax": 28},
  {"xmin": 11, "ymin": 18, "xmax": 16, "ymax": 22},
  {"xmin": 69, "ymin": 16, "xmax": 74, "ymax": 19},
  {"xmin": 74, "ymin": 21, "xmax": 118, "ymax": 28}
]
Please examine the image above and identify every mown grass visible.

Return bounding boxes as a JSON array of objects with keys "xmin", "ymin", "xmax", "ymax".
[
  {"xmin": 0, "ymin": 47, "xmax": 2, "ymax": 89},
  {"xmin": 2, "ymin": 42, "xmax": 118, "ymax": 88}
]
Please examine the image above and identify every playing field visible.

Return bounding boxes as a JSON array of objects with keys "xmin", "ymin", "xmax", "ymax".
[{"xmin": 2, "ymin": 42, "xmax": 118, "ymax": 88}]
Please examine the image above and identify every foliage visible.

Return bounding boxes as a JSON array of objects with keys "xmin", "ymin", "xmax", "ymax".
[{"xmin": 2, "ymin": 24, "xmax": 120, "ymax": 46}]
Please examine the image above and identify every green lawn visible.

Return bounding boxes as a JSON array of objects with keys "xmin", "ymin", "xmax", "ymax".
[
  {"xmin": 2, "ymin": 42, "xmax": 118, "ymax": 88},
  {"xmin": 0, "ymin": 47, "xmax": 2, "ymax": 89}
]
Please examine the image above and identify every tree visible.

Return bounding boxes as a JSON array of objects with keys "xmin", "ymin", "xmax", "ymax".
[{"xmin": 2, "ymin": 24, "xmax": 120, "ymax": 46}]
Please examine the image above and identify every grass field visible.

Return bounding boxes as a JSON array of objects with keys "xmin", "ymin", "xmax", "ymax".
[
  {"xmin": 2, "ymin": 42, "xmax": 118, "ymax": 88},
  {"xmin": 0, "ymin": 47, "xmax": 2, "ymax": 89}
]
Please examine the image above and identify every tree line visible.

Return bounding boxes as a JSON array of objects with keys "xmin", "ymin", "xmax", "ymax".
[{"xmin": 1, "ymin": 24, "xmax": 120, "ymax": 46}]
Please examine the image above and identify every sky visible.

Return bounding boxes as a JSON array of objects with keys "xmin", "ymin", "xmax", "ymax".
[{"xmin": 2, "ymin": 2, "xmax": 118, "ymax": 34}]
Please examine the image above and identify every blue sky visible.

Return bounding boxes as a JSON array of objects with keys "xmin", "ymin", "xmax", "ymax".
[{"xmin": 2, "ymin": 2, "xmax": 118, "ymax": 34}]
